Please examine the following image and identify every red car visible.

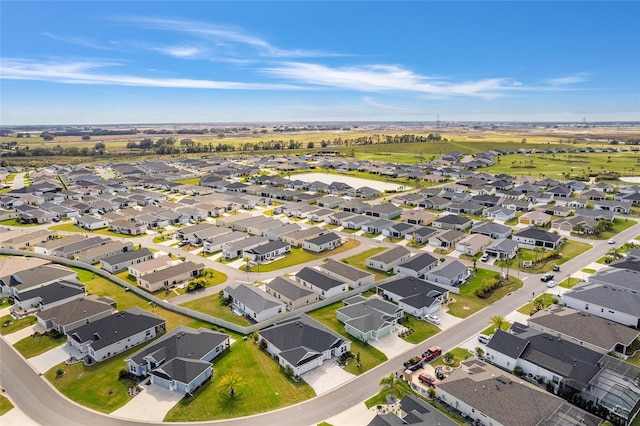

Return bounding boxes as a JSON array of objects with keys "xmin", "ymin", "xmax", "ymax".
[{"xmin": 418, "ymin": 374, "xmax": 437, "ymax": 387}]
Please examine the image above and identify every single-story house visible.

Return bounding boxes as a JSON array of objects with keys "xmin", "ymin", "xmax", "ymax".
[
  {"xmin": 223, "ymin": 283, "xmax": 285, "ymax": 322},
  {"xmin": 394, "ymin": 252, "xmax": 439, "ymax": 279},
  {"xmin": 432, "ymin": 214, "xmax": 472, "ymax": 231},
  {"xmin": 265, "ymin": 276, "xmax": 319, "ymax": 310},
  {"xmin": 455, "ymin": 234, "xmax": 492, "ymax": 256},
  {"xmin": 365, "ymin": 246, "xmax": 412, "ymax": 272},
  {"xmin": 243, "ymin": 240, "xmax": 291, "ymax": 263},
  {"xmin": 424, "ymin": 259, "xmax": 471, "ymax": 287},
  {"xmin": 74, "ymin": 215, "xmax": 109, "ymax": 230},
  {"xmin": 137, "ymin": 261, "xmax": 205, "ymax": 292},
  {"xmin": 378, "ymin": 276, "xmax": 448, "ymax": 317},
  {"xmin": 470, "ymin": 222, "xmax": 512, "ymax": 239},
  {"xmin": 302, "ymin": 232, "xmax": 343, "ymax": 253},
  {"xmin": 513, "ymin": 227, "xmax": 562, "ymax": 250},
  {"xmin": 100, "ymin": 248, "xmax": 154, "ymax": 274},
  {"xmin": 317, "ymin": 258, "xmax": 375, "ymax": 289},
  {"xmin": 294, "ymin": 267, "xmax": 348, "ymax": 299},
  {"xmin": 36, "ymin": 296, "xmax": 114, "ymax": 334},
  {"xmin": 519, "ymin": 211, "xmax": 552, "ymax": 226},
  {"xmin": 484, "ymin": 238, "xmax": 519, "ymax": 260},
  {"xmin": 365, "ymin": 203, "xmax": 402, "ymax": 220},
  {"xmin": 336, "ymin": 296, "xmax": 402, "ymax": 342}
]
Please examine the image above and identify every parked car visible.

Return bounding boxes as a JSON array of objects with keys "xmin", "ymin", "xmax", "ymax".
[
  {"xmin": 541, "ymin": 273, "xmax": 554, "ymax": 282},
  {"xmin": 546, "ymin": 280, "xmax": 558, "ymax": 288},
  {"xmin": 434, "ymin": 366, "xmax": 447, "ymax": 380},
  {"xmin": 608, "ymin": 239, "xmax": 616, "ymax": 244},
  {"xmin": 423, "ymin": 346, "xmax": 442, "ymax": 362},
  {"xmin": 418, "ymin": 374, "xmax": 437, "ymax": 387},
  {"xmin": 478, "ymin": 334, "xmax": 492, "ymax": 344},
  {"xmin": 425, "ymin": 314, "xmax": 441, "ymax": 325},
  {"xmin": 552, "ymin": 265, "xmax": 560, "ymax": 272},
  {"xmin": 480, "ymin": 253, "xmax": 489, "ymax": 262}
]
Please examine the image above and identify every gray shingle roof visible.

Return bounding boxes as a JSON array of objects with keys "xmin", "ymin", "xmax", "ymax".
[
  {"xmin": 100, "ymin": 248, "xmax": 152, "ymax": 266},
  {"xmin": 368, "ymin": 246, "xmax": 410, "ymax": 264},
  {"xmin": 224, "ymin": 283, "xmax": 284, "ymax": 314},
  {"xmin": 36, "ymin": 296, "xmax": 112, "ymax": 326},
  {"xmin": 18, "ymin": 280, "xmax": 85, "ymax": 306},
  {"xmin": 396, "ymin": 253, "xmax": 438, "ymax": 272},
  {"xmin": 266, "ymin": 276, "xmax": 315, "ymax": 301},
  {"xmin": 150, "ymin": 357, "xmax": 211, "ymax": 385},
  {"xmin": 320, "ymin": 258, "xmax": 373, "ymax": 282},
  {"xmin": 295, "ymin": 267, "xmax": 345, "ymax": 291}
]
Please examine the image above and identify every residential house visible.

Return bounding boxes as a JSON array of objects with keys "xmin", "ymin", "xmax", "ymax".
[
  {"xmin": 575, "ymin": 208, "xmax": 615, "ymax": 221},
  {"xmin": 265, "ymin": 276, "xmax": 319, "ymax": 310},
  {"xmin": 513, "ymin": 227, "xmax": 562, "ymax": 250},
  {"xmin": 424, "ymin": 259, "xmax": 471, "ymax": 287},
  {"xmin": 428, "ymin": 229, "xmax": 465, "ymax": 249},
  {"xmin": 137, "ymin": 261, "xmax": 205, "ymax": 292},
  {"xmin": 455, "ymin": 234, "xmax": 492, "ymax": 256},
  {"xmin": 340, "ymin": 199, "xmax": 370, "ymax": 214},
  {"xmin": 222, "ymin": 235, "xmax": 269, "ymax": 260},
  {"xmin": 13, "ymin": 280, "xmax": 86, "ymax": 314},
  {"xmin": 202, "ymin": 231, "xmax": 247, "ymax": 253},
  {"xmin": 317, "ymin": 258, "xmax": 375, "ymax": 289},
  {"xmin": 294, "ymin": 267, "xmax": 348, "ymax": 299},
  {"xmin": 365, "ymin": 203, "xmax": 402, "ymax": 220},
  {"xmin": 393, "ymin": 253, "xmax": 438, "ymax": 279},
  {"xmin": 302, "ymin": 232, "xmax": 342, "ymax": 253},
  {"xmin": 336, "ymin": 296, "xmax": 402, "ymax": 342},
  {"xmin": 125, "ymin": 326, "xmax": 230, "ymax": 394},
  {"xmin": 100, "ymin": 248, "xmax": 154, "ymax": 274},
  {"xmin": 258, "ymin": 316, "xmax": 350, "ymax": 376},
  {"xmin": 74, "ymin": 215, "xmax": 108, "ymax": 230},
  {"xmin": 382, "ymin": 222, "xmax": 419, "ymax": 239},
  {"xmin": 378, "ymin": 276, "xmax": 448, "ymax": 317},
  {"xmin": 341, "ymin": 214, "xmax": 372, "ymax": 230},
  {"xmin": 0, "ymin": 228, "xmax": 56, "ymax": 250},
  {"xmin": 432, "ymin": 214, "xmax": 472, "ymax": 231},
  {"xmin": 223, "ymin": 284, "xmax": 285, "ymax": 322},
  {"xmin": 551, "ymin": 215, "xmax": 599, "ymax": 234},
  {"xmin": 109, "ymin": 219, "xmax": 147, "ymax": 236},
  {"xmin": 365, "ymin": 246, "xmax": 412, "ymax": 272},
  {"xmin": 543, "ymin": 204, "xmax": 572, "ymax": 217},
  {"xmin": 368, "ymin": 395, "xmax": 458, "ymax": 426},
  {"xmin": 128, "ymin": 256, "xmax": 171, "ymax": 279},
  {"xmin": 280, "ymin": 227, "xmax": 325, "ymax": 247},
  {"xmin": 519, "ymin": 211, "xmax": 552, "ymax": 226},
  {"xmin": 36, "ymin": 296, "xmax": 114, "ymax": 334},
  {"xmin": 401, "ymin": 210, "xmax": 436, "ymax": 226},
  {"xmin": 361, "ymin": 218, "xmax": 395, "ymax": 235},
  {"xmin": 484, "ymin": 238, "xmax": 519, "ymax": 260},
  {"xmin": 68, "ymin": 307, "xmax": 166, "ymax": 363},
  {"xmin": 74, "ymin": 240, "xmax": 133, "ymax": 265},
  {"xmin": 0, "ymin": 264, "xmax": 77, "ymax": 298},
  {"xmin": 406, "ymin": 226, "xmax": 439, "ymax": 244},
  {"xmin": 263, "ymin": 223, "xmax": 301, "ymax": 241},
  {"xmin": 482, "ymin": 206, "xmax": 516, "ymax": 222},
  {"xmin": 243, "ymin": 240, "xmax": 291, "ymax": 263},
  {"xmin": 470, "ymin": 222, "xmax": 512, "ymax": 239},
  {"xmin": 593, "ymin": 199, "xmax": 632, "ymax": 214}
]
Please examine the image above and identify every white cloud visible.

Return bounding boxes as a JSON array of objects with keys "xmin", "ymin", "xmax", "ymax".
[
  {"xmin": 363, "ymin": 97, "xmax": 404, "ymax": 110},
  {"xmin": 545, "ymin": 73, "xmax": 590, "ymax": 86},
  {"xmin": 0, "ymin": 58, "xmax": 300, "ymax": 90},
  {"xmin": 264, "ymin": 62, "xmax": 522, "ymax": 97},
  {"xmin": 152, "ymin": 44, "xmax": 205, "ymax": 58},
  {"xmin": 42, "ymin": 32, "xmax": 116, "ymax": 51}
]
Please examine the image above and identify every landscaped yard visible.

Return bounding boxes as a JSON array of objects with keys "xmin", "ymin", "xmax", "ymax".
[
  {"xmin": 497, "ymin": 240, "xmax": 592, "ymax": 274},
  {"xmin": 481, "ymin": 320, "xmax": 513, "ymax": 336},
  {"xmin": 559, "ymin": 277, "xmax": 583, "ymax": 289},
  {"xmin": 341, "ymin": 246, "xmax": 388, "ymax": 281},
  {"xmin": 14, "ymin": 331, "xmax": 67, "ymax": 358},
  {"xmin": 431, "ymin": 347, "xmax": 472, "ymax": 369},
  {"xmin": 0, "ymin": 394, "xmax": 13, "ymax": 416},
  {"xmin": 574, "ymin": 218, "xmax": 637, "ymax": 241},
  {"xmin": 308, "ymin": 301, "xmax": 388, "ymax": 375},
  {"xmin": 364, "ymin": 378, "xmax": 413, "ymax": 409},
  {"xmin": 0, "ymin": 218, "xmax": 40, "ymax": 227},
  {"xmin": 446, "ymin": 269, "xmax": 523, "ymax": 318},
  {"xmin": 180, "ymin": 294, "xmax": 252, "ymax": 326},
  {"xmin": 517, "ymin": 294, "xmax": 558, "ymax": 316},
  {"xmin": 49, "ymin": 222, "xmax": 144, "ymax": 238},
  {"xmin": 164, "ymin": 338, "xmax": 315, "ymax": 421},
  {"xmin": 0, "ymin": 314, "xmax": 36, "ymax": 336},
  {"xmin": 399, "ymin": 315, "xmax": 440, "ymax": 344},
  {"xmin": 246, "ymin": 239, "xmax": 360, "ymax": 272}
]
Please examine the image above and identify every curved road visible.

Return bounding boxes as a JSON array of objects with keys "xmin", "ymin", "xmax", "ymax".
[{"xmin": 2, "ymin": 220, "xmax": 639, "ymax": 425}]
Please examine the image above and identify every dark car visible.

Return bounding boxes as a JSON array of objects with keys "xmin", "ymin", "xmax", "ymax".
[
  {"xmin": 541, "ymin": 273, "xmax": 554, "ymax": 282},
  {"xmin": 552, "ymin": 265, "xmax": 560, "ymax": 272},
  {"xmin": 418, "ymin": 374, "xmax": 437, "ymax": 387},
  {"xmin": 435, "ymin": 366, "xmax": 447, "ymax": 380}
]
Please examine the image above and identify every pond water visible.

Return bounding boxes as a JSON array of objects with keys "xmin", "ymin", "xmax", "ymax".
[{"xmin": 290, "ymin": 172, "xmax": 407, "ymax": 192}]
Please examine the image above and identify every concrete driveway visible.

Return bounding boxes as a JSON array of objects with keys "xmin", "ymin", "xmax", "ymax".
[
  {"xmin": 29, "ymin": 343, "xmax": 83, "ymax": 374},
  {"xmin": 3, "ymin": 325, "xmax": 36, "ymax": 345},
  {"xmin": 301, "ymin": 362, "xmax": 354, "ymax": 395},
  {"xmin": 368, "ymin": 331, "xmax": 414, "ymax": 358},
  {"xmin": 111, "ymin": 383, "xmax": 183, "ymax": 422}
]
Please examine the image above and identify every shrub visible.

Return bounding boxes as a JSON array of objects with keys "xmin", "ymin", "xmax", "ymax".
[{"xmin": 513, "ymin": 366, "xmax": 523, "ymax": 376}]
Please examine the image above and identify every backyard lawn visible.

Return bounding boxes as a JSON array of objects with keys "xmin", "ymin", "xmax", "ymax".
[
  {"xmin": 517, "ymin": 294, "xmax": 558, "ymax": 316},
  {"xmin": 0, "ymin": 314, "xmax": 36, "ymax": 336},
  {"xmin": 180, "ymin": 294, "xmax": 252, "ymax": 326},
  {"xmin": 164, "ymin": 338, "xmax": 315, "ymax": 421},
  {"xmin": 14, "ymin": 332, "xmax": 67, "ymax": 358},
  {"xmin": 447, "ymin": 269, "xmax": 523, "ymax": 318},
  {"xmin": 49, "ymin": 222, "xmax": 144, "ymax": 238},
  {"xmin": 308, "ymin": 302, "xmax": 388, "ymax": 374},
  {"xmin": 246, "ymin": 239, "xmax": 360, "ymax": 272},
  {"xmin": 341, "ymin": 246, "xmax": 388, "ymax": 281},
  {"xmin": 399, "ymin": 315, "xmax": 440, "ymax": 344}
]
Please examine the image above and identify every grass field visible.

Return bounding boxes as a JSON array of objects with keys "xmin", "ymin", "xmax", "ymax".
[
  {"xmin": 0, "ymin": 394, "xmax": 13, "ymax": 416},
  {"xmin": 0, "ymin": 218, "xmax": 40, "ymax": 227},
  {"xmin": 481, "ymin": 320, "xmax": 513, "ymax": 336},
  {"xmin": 559, "ymin": 277, "xmax": 583, "ymax": 289},
  {"xmin": 164, "ymin": 338, "xmax": 315, "ymax": 421},
  {"xmin": 180, "ymin": 294, "xmax": 252, "ymax": 326},
  {"xmin": 517, "ymin": 294, "xmax": 558, "ymax": 316},
  {"xmin": 341, "ymin": 246, "xmax": 388, "ymax": 281},
  {"xmin": 400, "ymin": 315, "xmax": 440, "ymax": 344},
  {"xmin": 308, "ymin": 301, "xmax": 387, "ymax": 375},
  {"xmin": 246, "ymin": 239, "xmax": 360, "ymax": 272},
  {"xmin": 0, "ymin": 314, "xmax": 37, "ymax": 335},
  {"xmin": 497, "ymin": 240, "xmax": 591, "ymax": 274},
  {"xmin": 49, "ymin": 222, "xmax": 144, "ymax": 238},
  {"xmin": 174, "ymin": 177, "xmax": 201, "ymax": 185},
  {"xmin": 447, "ymin": 269, "xmax": 523, "ymax": 318},
  {"xmin": 14, "ymin": 332, "xmax": 67, "ymax": 358}
]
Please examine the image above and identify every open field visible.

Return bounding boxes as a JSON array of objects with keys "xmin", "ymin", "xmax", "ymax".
[
  {"xmin": 447, "ymin": 269, "xmax": 523, "ymax": 318},
  {"xmin": 164, "ymin": 337, "xmax": 315, "ymax": 421}
]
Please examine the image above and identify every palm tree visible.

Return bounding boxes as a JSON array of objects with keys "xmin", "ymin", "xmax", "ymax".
[
  {"xmin": 491, "ymin": 315, "xmax": 506, "ymax": 332},
  {"xmin": 379, "ymin": 373, "xmax": 401, "ymax": 399},
  {"xmin": 219, "ymin": 373, "xmax": 245, "ymax": 397}
]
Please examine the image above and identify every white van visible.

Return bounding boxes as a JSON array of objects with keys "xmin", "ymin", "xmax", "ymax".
[{"xmin": 478, "ymin": 334, "xmax": 492, "ymax": 344}]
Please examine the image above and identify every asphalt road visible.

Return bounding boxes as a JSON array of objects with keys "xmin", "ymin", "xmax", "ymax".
[{"xmin": 2, "ymin": 219, "xmax": 639, "ymax": 425}]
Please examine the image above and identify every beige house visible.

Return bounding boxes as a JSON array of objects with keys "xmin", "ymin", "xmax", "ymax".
[
  {"xmin": 137, "ymin": 261, "xmax": 205, "ymax": 292},
  {"xmin": 280, "ymin": 226, "xmax": 325, "ymax": 247},
  {"xmin": 128, "ymin": 256, "xmax": 172, "ymax": 278},
  {"xmin": 519, "ymin": 211, "xmax": 552, "ymax": 226},
  {"xmin": 0, "ymin": 229, "xmax": 57, "ymax": 249},
  {"xmin": 74, "ymin": 240, "xmax": 134, "ymax": 265},
  {"xmin": 265, "ymin": 276, "xmax": 319, "ymax": 310},
  {"xmin": 401, "ymin": 210, "xmax": 437, "ymax": 226},
  {"xmin": 455, "ymin": 234, "xmax": 492, "ymax": 256}
]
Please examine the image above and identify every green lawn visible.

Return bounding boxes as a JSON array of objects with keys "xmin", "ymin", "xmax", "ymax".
[
  {"xmin": 14, "ymin": 332, "xmax": 67, "ymax": 358},
  {"xmin": 308, "ymin": 302, "xmax": 387, "ymax": 375},
  {"xmin": 0, "ymin": 218, "xmax": 40, "ymax": 227},
  {"xmin": 573, "ymin": 218, "xmax": 637, "ymax": 241},
  {"xmin": 180, "ymin": 294, "xmax": 252, "ymax": 326},
  {"xmin": 0, "ymin": 314, "xmax": 36, "ymax": 336},
  {"xmin": 559, "ymin": 277, "xmax": 582, "ymax": 289},
  {"xmin": 174, "ymin": 177, "xmax": 201, "ymax": 185},
  {"xmin": 341, "ymin": 246, "xmax": 388, "ymax": 281},
  {"xmin": 247, "ymin": 239, "xmax": 360, "ymax": 272},
  {"xmin": 581, "ymin": 268, "xmax": 596, "ymax": 274},
  {"xmin": 364, "ymin": 378, "xmax": 413, "ymax": 409},
  {"xmin": 497, "ymin": 240, "xmax": 591, "ymax": 273},
  {"xmin": 447, "ymin": 269, "xmax": 523, "ymax": 318},
  {"xmin": 0, "ymin": 394, "xmax": 13, "ymax": 416},
  {"xmin": 399, "ymin": 315, "xmax": 440, "ymax": 344},
  {"xmin": 49, "ymin": 223, "xmax": 144, "ymax": 238},
  {"xmin": 164, "ymin": 339, "xmax": 315, "ymax": 421},
  {"xmin": 45, "ymin": 342, "xmax": 157, "ymax": 413},
  {"xmin": 595, "ymin": 256, "xmax": 609, "ymax": 264},
  {"xmin": 481, "ymin": 321, "xmax": 513, "ymax": 336},
  {"xmin": 517, "ymin": 294, "xmax": 558, "ymax": 316},
  {"xmin": 431, "ymin": 348, "xmax": 473, "ymax": 369}
]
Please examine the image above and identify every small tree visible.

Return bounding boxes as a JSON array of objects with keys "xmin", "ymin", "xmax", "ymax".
[
  {"xmin": 443, "ymin": 351, "xmax": 454, "ymax": 364},
  {"xmin": 514, "ymin": 366, "xmax": 523, "ymax": 376},
  {"xmin": 427, "ymin": 387, "xmax": 436, "ymax": 400},
  {"xmin": 490, "ymin": 315, "xmax": 506, "ymax": 332},
  {"xmin": 218, "ymin": 373, "xmax": 245, "ymax": 397},
  {"xmin": 475, "ymin": 347, "xmax": 485, "ymax": 358},
  {"xmin": 379, "ymin": 373, "xmax": 401, "ymax": 399}
]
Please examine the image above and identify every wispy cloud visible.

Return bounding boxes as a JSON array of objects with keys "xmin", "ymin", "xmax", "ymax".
[
  {"xmin": 152, "ymin": 44, "xmax": 205, "ymax": 58},
  {"xmin": 545, "ymin": 73, "xmax": 590, "ymax": 86},
  {"xmin": 0, "ymin": 58, "xmax": 300, "ymax": 90},
  {"xmin": 116, "ymin": 16, "xmax": 346, "ymax": 59},
  {"xmin": 263, "ymin": 62, "xmax": 523, "ymax": 97},
  {"xmin": 363, "ymin": 97, "xmax": 404, "ymax": 110},
  {"xmin": 42, "ymin": 32, "xmax": 116, "ymax": 51}
]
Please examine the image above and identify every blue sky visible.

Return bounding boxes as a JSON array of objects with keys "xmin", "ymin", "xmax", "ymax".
[{"xmin": 1, "ymin": 1, "xmax": 639, "ymax": 125}]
